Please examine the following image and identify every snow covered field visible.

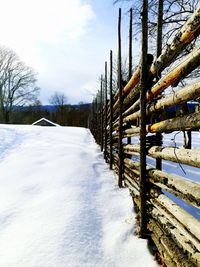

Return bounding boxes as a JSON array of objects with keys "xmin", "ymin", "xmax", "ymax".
[{"xmin": 0, "ymin": 125, "xmax": 157, "ymax": 267}]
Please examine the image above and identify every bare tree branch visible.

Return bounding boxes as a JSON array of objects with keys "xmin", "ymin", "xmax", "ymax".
[{"xmin": 0, "ymin": 46, "xmax": 40, "ymax": 123}]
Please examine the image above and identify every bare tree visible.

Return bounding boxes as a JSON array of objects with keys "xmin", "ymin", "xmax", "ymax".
[
  {"xmin": 113, "ymin": 0, "xmax": 199, "ymax": 51},
  {"xmin": 49, "ymin": 92, "xmax": 68, "ymax": 125},
  {"xmin": 113, "ymin": 0, "xmax": 200, "ymax": 85},
  {"xmin": 49, "ymin": 92, "xmax": 67, "ymax": 107},
  {"xmin": 0, "ymin": 46, "xmax": 40, "ymax": 123},
  {"xmin": 100, "ymin": 57, "xmax": 129, "ymax": 97}
]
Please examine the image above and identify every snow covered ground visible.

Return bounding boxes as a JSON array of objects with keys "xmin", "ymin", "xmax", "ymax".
[{"xmin": 0, "ymin": 125, "xmax": 157, "ymax": 267}]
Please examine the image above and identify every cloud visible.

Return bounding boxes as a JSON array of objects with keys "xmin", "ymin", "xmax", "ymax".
[
  {"xmin": 0, "ymin": 0, "xmax": 122, "ymax": 104},
  {"xmin": 0, "ymin": 0, "xmax": 95, "ymax": 64},
  {"xmin": 0, "ymin": 0, "xmax": 98, "ymax": 104}
]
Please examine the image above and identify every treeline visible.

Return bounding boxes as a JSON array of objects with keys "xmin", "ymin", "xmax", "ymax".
[{"xmin": 8, "ymin": 104, "xmax": 91, "ymax": 127}]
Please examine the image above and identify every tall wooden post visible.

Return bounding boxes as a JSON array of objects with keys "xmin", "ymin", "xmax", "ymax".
[
  {"xmin": 118, "ymin": 8, "xmax": 123, "ymax": 188},
  {"xmin": 100, "ymin": 76, "xmax": 104, "ymax": 152},
  {"xmin": 104, "ymin": 62, "xmax": 108, "ymax": 161},
  {"xmin": 139, "ymin": 0, "xmax": 148, "ymax": 238},
  {"xmin": 110, "ymin": 50, "xmax": 113, "ymax": 170},
  {"xmin": 129, "ymin": 8, "xmax": 133, "ymax": 81},
  {"xmin": 156, "ymin": 0, "xmax": 163, "ymax": 170},
  {"xmin": 96, "ymin": 93, "xmax": 100, "ymax": 144},
  {"xmin": 156, "ymin": 0, "xmax": 163, "ymax": 59},
  {"xmin": 127, "ymin": 8, "xmax": 133, "ymax": 145},
  {"xmin": 95, "ymin": 96, "xmax": 98, "ymax": 143}
]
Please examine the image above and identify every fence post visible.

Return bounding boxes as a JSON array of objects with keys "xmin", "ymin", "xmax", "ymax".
[
  {"xmin": 97, "ymin": 92, "xmax": 101, "ymax": 145},
  {"xmin": 156, "ymin": 0, "xmax": 163, "ymax": 59},
  {"xmin": 94, "ymin": 96, "xmax": 98, "ymax": 143},
  {"xmin": 139, "ymin": 0, "xmax": 148, "ymax": 238},
  {"xmin": 128, "ymin": 8, "xmax": 133, "ymax": 80},
  {"xmin": 127, "ymin": 8, "xmax": 133, "ymax": 145},
  {"xmin": 100, "ymin": 76, "xmax": 104, "ymax": 152},
  {"xmin": 155, "ymin": 0, "xmax": 163, "ymax": 170},
  {"xmin": 118, "ymin": 8, "xmax": 123, "ymax": 188},
  {"xmin": 109, "ymin": 50, "xmax": 113, "ymax": 170},
  {"xmin": 104, "ymin": 62, "xmax": 108, "ymax": 161}
]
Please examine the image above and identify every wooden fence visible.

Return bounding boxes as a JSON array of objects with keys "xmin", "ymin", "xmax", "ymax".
[{"xmin": 89, "ymin": 2, "xmax": 200, "ymax": 266}]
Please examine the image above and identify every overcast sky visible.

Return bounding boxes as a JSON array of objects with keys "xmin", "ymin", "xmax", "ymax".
[{"xmin": 0, "ymin": 0, "xmax": 136, "ymax": 104}]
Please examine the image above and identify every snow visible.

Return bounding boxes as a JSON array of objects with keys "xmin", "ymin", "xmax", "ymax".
[{"xmin": 0, "ymin": 125, "xmax": 157, "ymax": 267}]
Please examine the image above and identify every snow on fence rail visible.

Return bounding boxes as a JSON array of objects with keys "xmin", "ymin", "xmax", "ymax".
[{"xmin": 89, "ymin": 3, "xmax": 200, "ymax": 267}]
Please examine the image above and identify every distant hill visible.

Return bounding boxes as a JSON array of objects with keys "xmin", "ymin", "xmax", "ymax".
[
  {"xmin": 10, "ymin": 103, "xmax": 92, "ymax": 127},
  {"xmin": 12, "ymin": 103, "xmax": 92, "ymax": 112}
]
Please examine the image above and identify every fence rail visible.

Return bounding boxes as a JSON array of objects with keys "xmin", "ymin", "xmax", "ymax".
[{"xmin": 89, "ymin": 2, "xmax": 200, "ymax": 266}]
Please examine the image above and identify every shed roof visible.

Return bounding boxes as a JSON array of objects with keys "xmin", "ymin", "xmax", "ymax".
[{"xmin": 32, "ymin": 118, "xmax": 59, "ymax": 126}]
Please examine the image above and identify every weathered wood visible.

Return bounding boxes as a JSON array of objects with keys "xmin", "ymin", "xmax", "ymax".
[
  {"xmin": 127, "ymin": 7, "xmax": 133, "ymax": 145},
  {"xmin": 129, "ymin": 8, "xmax": 133, "ymax": 81},
  {"xmin": 129, "ymin": 190, "xmax": 140, "ymax": 210},
  {"xmin": 155, "ymin": 0, "xmax": 163, "ymax": 171},
  {"xmin": 109, "ymin": 50, "xmax": 113, "ymax": 170},
  {"xmin": 117, "ymin": 8, "xmax": 123, "ymax": 188},
  {"xmin": 148, "ymin": 219, "xmax": 196, "ymax": 267},
  {"xmin": 124, "ymin": 164, "xmax": 140, "ymax": 179},
  {"xmin": 148, "ymin": 45, "xmax": 200, "ymax": 102},
  {"xmin": 113, "ymin": 56, "xmax": 154, "ymax": 116},
  {"xmin": 125, "ymin": 144, "xmax": 200, "ymax": 168},
  {"xmin": 151, "ymin": 191, "xmax": 200, "ymax": 245},
  {"xmin": 113, "ymin": 65, "xmax": 151, "ymax": 122},
  {"xmin": 114, "ymin": 7, "xmax": 200, "ymax": 119},
  {"xmin": 124, "ymin": 179, "xmax": 138, "ymax": 194},
  {"xmin": 113, "ymin": 153, "xmax": 119, "ymax": 162},
  {"xmin": 124, "ymin": 144, "xmax": 140, "ymax": 154},
  {"xmin": 124, "ymin": 160, "xmax": 140, "ymax": 181},
  {"xmin": 123, "ymin": 81, "xmax": 200, "ymax": 124},
  {"xmin": 112, "ymin": 6, "xmax": 200, "ymax": 117},
  {"xmin": 123, "ymin": 127, "xmax": 140, "ymax": 136},
  {"xmin": 151, "ymin": 207, "xmax": 200, "ymax": 266},
  {"xmin": 100, "ymin": 76, "xmax": 104, "ymax": 152},
  {"xmin": 150, "ymin": 6, "xmax": 200, "ymax": 76},
  {"xmin": 91, "ymin": 6, "xmax": 200, "ymax": 267},
  {"xmin": 123, "ymin": 86, "xmax": 140, "ymax": 114},
  {"xmin": 124, "ymin": 110, "xmax": 140, "ymax": 124},
  {"xmin": 113, "ymin": 6, "xmax": 200, "ymax": 111},
  {"xmin": 148, "ymin": 169, "xmax": 200, "ymax": 208},
  {"xmin": 156, "ymin": 0, "xmax": 163, "ymax": 59},
  {"xmin": 122, "ymin": 97, "xmax": 140, "ymax": 118},
  {"xmin": 150, "ymin": 231, "xmax": 177, "ymax": 267},
  {"xmin": 151, "ymin": 201, "xmax": 200, "ymax": 266},
  {"xmin": 149, "ymin": 111, "xmax": 200, "ymax": 133},
  {"xmin": 124, "ymin": 159, "xmax": 146, "ymax": 179},
  {"xmin": 104, "ymin": 61, "xmax": 108, "ymax": 161},
  {"xmin": 139, "ymin": 0, "xmax": 148, "ymax": 238},
  {"xmin": 124, "ymin": 158, "xmax": 140, "ymax": 170},
  {"xmin": 124, "ymin": 173, "xmax": 139, "ymax": 193},
  {"xmin": 113, "ymin": 67, "xmax": 140, "ymax": 111},
  {"xmin": 148, "ymin": 81, "xmax": 200, "ymax": 113}
]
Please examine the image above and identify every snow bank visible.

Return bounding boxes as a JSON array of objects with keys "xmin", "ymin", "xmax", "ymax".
[{"xmin": 0, "ymin": 125, "xmax": 157, "ymax": 267}]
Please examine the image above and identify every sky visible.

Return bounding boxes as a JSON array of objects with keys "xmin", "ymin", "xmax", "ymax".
[{"xmin": 0, "ymin": 0, "xmax": 135, "ymax": 105}]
